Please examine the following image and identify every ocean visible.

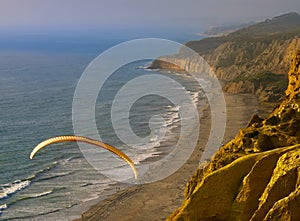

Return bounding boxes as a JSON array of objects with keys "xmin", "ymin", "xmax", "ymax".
[{"xmin": 0, "ymin": 33, "xmax": 205, "ymax": 220}]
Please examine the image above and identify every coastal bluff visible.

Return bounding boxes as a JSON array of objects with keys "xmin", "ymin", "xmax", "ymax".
[
  {"xmin": 150, "ymin": 13, "xmax": 300, "ymax": 102},
  {"xmin": 167, "ymin": 51, "xmax": 300, "ymax": 220}
]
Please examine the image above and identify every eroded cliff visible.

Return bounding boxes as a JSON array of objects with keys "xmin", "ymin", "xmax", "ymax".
[
  {"xmin": 151, "ymin": 13, "xmax": 300, "ymax": 102},
  {"xmin": 167, "ymin": 51, "xmax": 300, "ymax": 221}
]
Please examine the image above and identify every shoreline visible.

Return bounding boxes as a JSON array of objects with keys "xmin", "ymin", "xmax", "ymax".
[{"xmin": 74, "ymin": 93, "xmax": 270, "ymax": 221}]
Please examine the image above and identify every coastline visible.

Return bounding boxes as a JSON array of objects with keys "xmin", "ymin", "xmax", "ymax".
[{"xmin": 74, "ymin": 93, "xmax": 271, "ymax": 221}]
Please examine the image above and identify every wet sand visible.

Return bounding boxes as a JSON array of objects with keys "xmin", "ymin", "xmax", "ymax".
[{"xmin": 74, "ymin": 93, "xmax": 270, "ymax": 221}]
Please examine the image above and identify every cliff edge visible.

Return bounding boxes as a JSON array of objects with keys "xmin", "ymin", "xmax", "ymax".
[
  {"xmin": 151, "ymin": 13, "xmax": 300, "ymax": 102},
  {"xmin": 167, "ymin": 51, "xmax": 300, "ymax": 221}
]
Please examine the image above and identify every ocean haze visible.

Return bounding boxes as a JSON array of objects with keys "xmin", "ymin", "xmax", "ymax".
[
  {"xmin": 0, "ymin": 0, "xmax": 300, "ymax": 34},
  {"xmin": 0, "ymin": 25, "xmax": 202, "ymax": 53}
]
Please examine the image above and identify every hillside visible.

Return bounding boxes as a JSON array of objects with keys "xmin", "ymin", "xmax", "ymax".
[
  {"xmin": 151, "ymin": 12, "xmax": 300, "ymax": 102},
  {"xmin": 167, "ymin": 50, "xmax": 300, "ymax": 220},
  {"xmin": 200, "ymin": 22, "xmax": 255, "ymax": 37}
]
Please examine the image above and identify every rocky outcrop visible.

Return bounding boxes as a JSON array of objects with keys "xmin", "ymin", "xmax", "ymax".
[
  {"xmin": 167, "ymin": 51, "xmax": 300, "ymax": 220},
  {"xmin": 150, "ymin": 13, "xmax": 300, "ymax": 102},
  {"xmin": 286, "ymin": 50, "xmax": 300, "ymax": 99},
  {"xmin": 151, "ymin": 54, "xmax": 212, "ymax": 75}
]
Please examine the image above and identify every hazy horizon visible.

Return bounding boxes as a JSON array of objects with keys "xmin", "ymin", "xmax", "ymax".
[{"xmin": 1, "ymin": 0, "xmax": 300, "ymax": 36}]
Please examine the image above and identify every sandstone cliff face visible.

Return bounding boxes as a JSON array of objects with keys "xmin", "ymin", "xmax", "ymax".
[
  {"xmin": 151, "ymin": 38, "xmax": 300, "ymax": 81},
  {"xmin": 151, "ymin": 38, "xmax": 300, "ymax": 102},
  {"xmin": 203, "ymin": 38, "xmax": 300, "ymax": 80},
  {"xmin": 151, "ymin": 54, "xmax": 212, "ymax": 75},
  {"xmin": 150, "ymin": 13, "xmax": 300, "ymax": 102},
  {"xmin": 167, "ymin": 51, "xmax": 300, "ymax": 221}
]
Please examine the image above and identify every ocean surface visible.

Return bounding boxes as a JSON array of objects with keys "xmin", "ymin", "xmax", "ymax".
[{"xmin": 0, "ymin": 33, "xmax": 205, "ymax": 220}]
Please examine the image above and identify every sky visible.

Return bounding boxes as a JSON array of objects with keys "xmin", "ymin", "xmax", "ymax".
[{"xmin": 0, "ymin": 0, "xmax": 300, "ymax": 34}]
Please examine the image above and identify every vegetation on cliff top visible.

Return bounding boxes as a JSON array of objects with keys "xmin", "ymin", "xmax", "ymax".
[
  {"xmin": 233, "ymin": 72, "xmax": 288, "ymax": 94},
  {"xmin": 188, "ymin": 13, "xmax": 300, "ymax": 102},
  {"xmin": 151, "ymin": 12, "xmax": 300, "ymax": 102},
  {"xmin": 187, "ymin": 12, "xmax": 300, "ymax": 54}
]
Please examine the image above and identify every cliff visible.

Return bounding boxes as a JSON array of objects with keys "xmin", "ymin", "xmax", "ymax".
[
  {"xmin": 167, "ymin": 51, "xmax": 300, "ymax": 220},
  {"xmin": 150, "ymin": 13, "xmax": 300, "ymax": 102},
  {"xmin": 200, "ymin": 22, "xmax": 255, "ymax": 37}
]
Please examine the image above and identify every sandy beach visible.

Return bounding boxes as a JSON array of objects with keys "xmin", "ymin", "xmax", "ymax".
[{"xmin": 74, "ymin": 93, "xmax": 271, "ymax": 221}]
